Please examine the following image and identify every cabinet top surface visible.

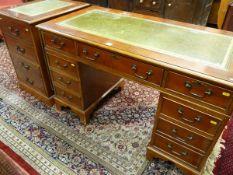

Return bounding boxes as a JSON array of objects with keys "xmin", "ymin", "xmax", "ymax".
[
  {"xmin": 37, "ymin": 6, "xmax": 233, "ymax": 88},
  {"xmin": 0, "ymin": 0, "xmax": 89, "ymax": 24}
]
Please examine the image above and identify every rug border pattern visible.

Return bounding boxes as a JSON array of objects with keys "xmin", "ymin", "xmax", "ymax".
[{"xmin": 0, "ymin": 117, "xmax": 76, "ymax": 175}]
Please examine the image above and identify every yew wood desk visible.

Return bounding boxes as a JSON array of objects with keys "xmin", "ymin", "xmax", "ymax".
[{"xmin": 37, "ymin": 6, "xmax": 233, "ymax": 175}]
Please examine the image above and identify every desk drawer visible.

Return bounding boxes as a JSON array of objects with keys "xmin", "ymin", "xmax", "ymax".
[
  {"xmin": 1, "ymin": 18, "xmax": 32, "ymax": 43},
  {"xmin": 11, "ymin": 55, "xmax": 45, "ymax": 93},
  {"xmin": 160, "ymin": 97, "xmax": 222, "ymax": 136},
  {"xmin": 112, "ymin": 55, "xmax": 163, "ymax": 85},
  {"xmin": 165, "ymin": 71, "xmax": 233, "ymax": 110},
  {"xmin": 78, "ymin": 42, "xmax": 112, "ymax": 67},
  {"xmin": 153, "ymin": 133, "xmax": 204, "ymax": 169},
  {"xmin": 78, "ymin": 43, "xmax": 163, "ymax": 86},
  {"xmin": 43, "ymin": 32, "xmax": 76, "ymax": 55},
  {"xmin": 51, "ymin": 70, "xmax": 81, "ymax": 93},
  {"xmin": 156, "ymin": 118, "xmax": 212, "ymax": 152},
  {"xmin": 47, "ymin": 53, "xmax": 79, "ymax": 78},
  {"xmin": 135, "ymin": 0, "xmax": 162, "ymax": 11},
  {"xmin": 5, "ymin": 35, "xmax": 38, "ymax": 63},
  {"xmin": 54, "ymin": 85, "xmax": 82, "ymax": 108}
]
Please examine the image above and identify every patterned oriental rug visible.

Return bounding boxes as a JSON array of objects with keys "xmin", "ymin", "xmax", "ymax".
[
  {"xmin": 213, "ymin": 119, "xmax": 233, "ymax": 175},
  {"xmin": 0, "ymin": 43, "xmax": 227, "ymax": 175}
]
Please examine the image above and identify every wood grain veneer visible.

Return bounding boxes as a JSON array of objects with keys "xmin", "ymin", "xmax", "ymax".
[{"xmin": 0, "ymin": 0, "xmax": 90, "ymax": 106}]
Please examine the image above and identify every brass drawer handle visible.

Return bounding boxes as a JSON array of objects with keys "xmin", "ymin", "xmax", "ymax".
[
  {"xmin": 167, "ymin": 144, "xmax": 187, "ymax": 156},
  {"xmin": 94, "ymin": 52, "xmax": 100, "ymax": 58},
  {"xmin": 82, "ymin": 48, "xmax": 88, "ymax": 54},
  {"xmin": 26, "ymin": 78, "xmax": 34, "ymax": 85},
  {"xmin": 8, "ymin": 26, "xmax": 20, "ymax": 36},
  {"xmin": 58, "ymin": 77, "xmax": 71, "ymax": 85},
  {"xmin": 21, "ymin": 62, "xmax": 30, "ymax": 70},
  {"xmin": 131, "ymin": 64, "xmax": 153, "ymax": 80},
  {"xmin": 66, "ymin": 96, "xmax": 73, "ymax": 100},
  {"xmin": 152, "ymin": 1, "xmax": 157, "ymax": 5},
  {"xmin": 171, "ymin": 128, "xmax": 193, "ymax": 142},
  {"xmin": 61, "ymin": 91, "xmax": 73, "ymax": 101},
  {"xmin": 54, "ymin": 60, "xmax": 68, "ymax": 69},
  {"xmin": 184, "ymin": 81, "xmax": 213, "ymax": 98},
  {"xmin": 177, "ymin": 107, "xmax": 202, "ymax": 123},
  {"xmin": 82, "ymin": 48, "xmax": 99, "ymax": 61},
  {"xmin": 16, "ymin": 46, "xmax": 25, "ymax": 54},
  {"xmin": 51, "ymin": 37, "xmax": 65, "ymax": 49}
]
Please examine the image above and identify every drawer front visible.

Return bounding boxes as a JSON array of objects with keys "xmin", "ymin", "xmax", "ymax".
[
  {"xmin": 47, "ymin": 53, "xmax": 79, "ymax": 78},
  {"xmin": 85, "ymin": 0, "xmax": 108, "ymax": 7},
  {"xmin": 78, "ymin": 42, "xmax": 112, "ymax": 67},
  {"xmin": 78, "ymin": 43, "xmax": 164, "ymax": 86},
  {"xmin": 50, "ymin": 71, "xmax": 81, "ymax": 93},
  {"xmin": 5, "ymin": 35, "xmax": 38, "ymax": 63},
  {"xmin": 132, "ymin": 9, "xmax": 161, "ymax": 17},
  {"xmin": 54, "ymin": 85, "xmax": 82, "ymax": 108},
  {"xmin": 1, "ymin": 18, "xmax": 32, "ymax": 43},
  {"xmin": 164, "ymin": 0, "xmax": 197, "ymax": 23},
  {"xmin": 156, "ymin": 118, "xmax": 212, "ymax": 152},
  {"xmin": 153, "ymin": 133, "xmax": 204, "ymax": 169},
  {"xmin": 11, "ymin": 56, "xmax": 45, "ymax": 93},
  {"xmin": 135, "ymin": 0, "xmax": 162, "ymax": 11},
  {"xmin": 112, "ymin": 55, "xmax": 163, "ymax": 86},
  {"xmin": 43, "ymin": 32, "xmax": 76, "ymax": 55},
  {"xmin": 165, "ymin": 71, "xmax": 233, "ymax": 110},
  {"xmin": 160, "ymin": 97, "xmax": 222, "ymax": 135}
]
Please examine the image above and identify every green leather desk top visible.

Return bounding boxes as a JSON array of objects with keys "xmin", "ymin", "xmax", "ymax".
[
  {"xmin": 59, "ymin": 10, "xmax": 233, "ymax": 70},
  {"xmin": 10, "ymin": 0, "xmax": 72, "ymax": 16}
]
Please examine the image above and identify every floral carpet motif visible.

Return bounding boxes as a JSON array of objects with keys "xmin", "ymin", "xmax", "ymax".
[{"xmin": 0, "ymin": 43, "xmax": 190, "ymax": 175}]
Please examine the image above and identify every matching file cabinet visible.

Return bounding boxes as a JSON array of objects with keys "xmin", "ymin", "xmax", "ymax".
[
  {"xmin": 0, "ymin": 0, "xmax": 90, "ymax": 105},
  {"xmin": 0, "ymin": 17, "xmax": 54, "ymax": 104}
]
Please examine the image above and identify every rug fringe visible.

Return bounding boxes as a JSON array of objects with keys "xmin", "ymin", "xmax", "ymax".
[{"xmin": 203, "ymin": 125, "xmax": 227, "ymax": 175}]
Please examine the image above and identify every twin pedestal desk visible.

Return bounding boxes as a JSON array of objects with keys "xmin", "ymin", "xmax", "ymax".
[{"xmin": 1, "ymin": 1, "xmax": 233, "ymax": 175}]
